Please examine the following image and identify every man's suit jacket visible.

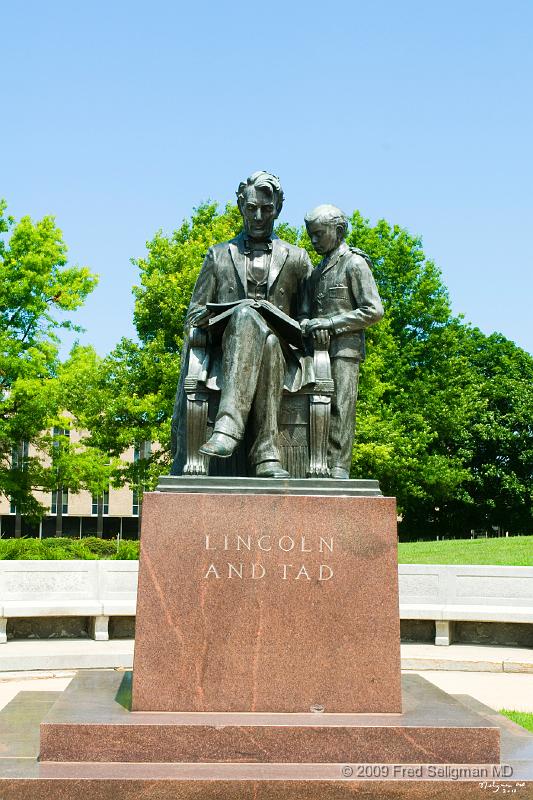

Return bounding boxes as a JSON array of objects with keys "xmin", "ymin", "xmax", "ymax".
[
  {"xmin": 186, "ymin": 232, "xmax": 312, "ymax": 327},
  {"xmin": 308, "ymin": 242, "xmax": 384, "ymax": 360},
  {"xmin": 171, "ymin": 232, "xmax": 313, "ymax": 472}
]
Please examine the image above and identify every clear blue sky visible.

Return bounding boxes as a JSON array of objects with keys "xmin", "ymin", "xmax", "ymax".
[{"xmin": 3, "ymin": 0, "xmax": 532, "ymax": 355}]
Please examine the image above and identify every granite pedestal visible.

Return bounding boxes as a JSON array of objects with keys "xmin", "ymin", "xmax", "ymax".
[
  {"xmin": 3, "ymin": 478, "xmax": 529, "ymax": 798},
  {"xmin": 132, "ymin": 479, "xmax": 402, "ymax": 713}
]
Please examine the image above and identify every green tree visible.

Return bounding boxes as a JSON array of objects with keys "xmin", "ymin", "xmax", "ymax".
[
  {"xmin": 84, "ymin": 202, "xmax": 533, "ymax": 536},
  {"xmin": 343, "ymin": 214, "xmax": 532, "ymax": 536},
  {"xmin": 435, "ymin": 328, "xmax": 533, "ymax": 535},
  {"xmin": 0, "ymin": 200, "xmax": 97, "ymax": 523},
  {"xmin": 49, "ymin": 346, "xmax": 130, "ymax": 537},
  {"xmin": 76, "ymin": 204, "xmax": 243, "ymax": 489}
]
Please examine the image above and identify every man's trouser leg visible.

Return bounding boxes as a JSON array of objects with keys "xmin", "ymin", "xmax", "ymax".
[
  {"xmin": 249, "ymin": 332, "xmax": 285, "ymax": 467},
  {"xmin": 329, "ymin": 357, "xmax": 360, "ymax": 474},
  {"xmin": 214, "ymin": 306, "xmax": 283, "ymax": 459}
]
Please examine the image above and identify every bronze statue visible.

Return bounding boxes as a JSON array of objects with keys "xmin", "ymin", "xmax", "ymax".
[
  {"xmin": 303, "ymin": 204, "xmax": 383, "ymax": 478},
  {"xmin": 171, "ymin": 172, "xmax": 313, "ymax": 478}
]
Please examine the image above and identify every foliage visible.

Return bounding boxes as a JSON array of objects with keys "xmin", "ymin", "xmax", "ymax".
[
  {"xmin": 0, "ymin": 536, "xmax": 139, "ymax": 560},
  {"xmin": 69, "ymin": 201, "xmax": 533, "ymax": 534},
  {"xmin": 500, "ymin": 711, "xmax": 533, "ymax": 732},
  {"xmin": 0, "ymin": 200, "xmax": 98, "ymax": 516},
  {"xmin": 133, "ymin": 203, "xmax": 242, "ymax": 350},
  {"xmin": 71, "ymin": 204, "xmax": 244, "ymax": 489},
  {"xmin": 397, "ymin": 535, "xmax": 533, "ymax": 566},
  {"xmin": 452, "ymin": 329, "xmax": 533, "ymax": 532}
]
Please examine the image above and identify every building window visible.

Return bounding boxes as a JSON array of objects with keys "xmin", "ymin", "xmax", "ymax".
[
  {"xmin": 132, "ymin": 490, "xmax": 139, "ymax": 516},
  {"xmin": 11, "ymin": 441, "xmax": 29, "ymax": 469},
  {"xmin": 52, "ymin": 427, "xmax": 70, "ymax": 457},
  {"xmin": 51, "ymin": 489, "xmax": 68, "ymax": 515},
  {"xmin": 9, "ymin": 440, "xmax": 29, "ymax": 514},
  {"xmin": 134, "ymin": 441, "xmax": 151, "ymax": 462},
  {"xmin": 92, "ymin": 491, "xmax": 109, "ymax": 516}
]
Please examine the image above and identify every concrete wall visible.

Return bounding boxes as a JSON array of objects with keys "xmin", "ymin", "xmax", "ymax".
[{"xmin": 0, "ymin": 562, "xmax": 532, "ymax": 645}]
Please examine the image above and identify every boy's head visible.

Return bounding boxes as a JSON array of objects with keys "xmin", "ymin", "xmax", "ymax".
[{"xmin": 304, "ymin": 204, "xmax": 348, "ymax": 256}]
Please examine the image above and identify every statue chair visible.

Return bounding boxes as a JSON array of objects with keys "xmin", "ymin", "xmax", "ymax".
[{"xmin": 182, "ymin": 327, "xmax": 334, "ymax": 478}]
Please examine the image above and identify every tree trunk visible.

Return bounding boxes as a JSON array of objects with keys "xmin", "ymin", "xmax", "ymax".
[
  {"xmin": 97, "ymin": 495, "xmax": 104, "ymax": 538},
  {"xmin": 15, "ymin": 512, "xmax": 22, "ymax": 538},
  {"xmin": 55, "ymin": 488, "xmax": 63, "ymax": 537}
]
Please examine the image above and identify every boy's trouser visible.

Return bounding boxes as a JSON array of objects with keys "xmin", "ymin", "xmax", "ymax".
[{"xmin": 329, "ymin": 357, "xmax": 360, "ymax": 473}]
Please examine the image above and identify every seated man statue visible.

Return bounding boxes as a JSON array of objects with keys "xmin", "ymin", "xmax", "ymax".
[
  {"xmin": 171, "ymin": 171, "xmax": 313, "ymax": 478},
  {"xmin": 303, "ymin": 204, "xmax": 384, "ymax": 479}
]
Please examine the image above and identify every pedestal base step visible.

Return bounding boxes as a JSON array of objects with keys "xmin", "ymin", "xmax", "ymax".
[{"xmin": 40, "ymin": 671, "xmax": 500, "ymax": 765}]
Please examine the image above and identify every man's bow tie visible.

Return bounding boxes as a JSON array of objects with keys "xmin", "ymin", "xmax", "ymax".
[{"xmin": 244, "ymin": 239, "xmax": 272, "ymax": 254}]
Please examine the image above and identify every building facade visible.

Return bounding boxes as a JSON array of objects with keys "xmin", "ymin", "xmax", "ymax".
[{"xmin": 0, "ymin": 428, "xmax": 147, "ymax": 539}]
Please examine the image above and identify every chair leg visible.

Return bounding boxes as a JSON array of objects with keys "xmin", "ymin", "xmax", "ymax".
[
  {"xmin": 183, "ymin": 392, "xmax": 210, "ymax": 475},
  {"xmin": 308, "ymin": 394, "xmax": 331, "ymax": 477},
  {"xmin": 307, "ymin": 342, "xmax": 333, "ymax": 478}
]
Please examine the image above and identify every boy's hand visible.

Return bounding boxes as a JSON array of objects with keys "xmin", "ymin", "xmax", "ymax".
[
  {"xmin": 303, "ymin": 318, "xmax": 332, "ymax": 348},
  {"xmin": 305, "ymin": 317, "xmax": 332, "ymax": 333},
  {"xmin": 313, "ymin": 328, "xmax": 330, "ymax": 348}
]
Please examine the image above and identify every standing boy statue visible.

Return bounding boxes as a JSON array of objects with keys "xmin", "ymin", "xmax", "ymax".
[{"xmin": 303, "ymin": 205, "xmax": 384, "ymax": 479}]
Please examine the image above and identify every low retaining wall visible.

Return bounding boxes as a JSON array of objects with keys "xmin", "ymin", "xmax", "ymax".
[
  {"xmin": 0, "ymin": 561, "xmax": 532, "ymax": 646},
  {"xmin": 0, "ymin": 560, "xmax": 138, "ymax": 643},
  {"xmin": 400, "ymin": 564, "xmax": 533, "ymax": 645}
]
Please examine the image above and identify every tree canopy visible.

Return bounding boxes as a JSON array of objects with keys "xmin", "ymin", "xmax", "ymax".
[
  {"xmin": 6, "ymin": 198, "xmax": 530, "ymax": 537},
  {"xmin": 78, "ymin": 202, "xmax": 532, "ymax": 537},
  {"xmin": 0, "ymin": 200, "xmax": 98, "ymax": 517}
]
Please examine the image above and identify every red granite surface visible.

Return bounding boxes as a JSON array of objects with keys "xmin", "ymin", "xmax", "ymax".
[
  {"xmin": 131, "ymin": 492, "xmax": 401, "ymax": 713},
  {"xmin": 41, "ymin": 720, "xmax": 501, "ymax": 765},
  {"xmin": 39, "ymin": 672, "xmax": 500, "ymax": 765},
  {"xmin": 5, "ymin": 773, "xmax": 531, "ymax": 800}
]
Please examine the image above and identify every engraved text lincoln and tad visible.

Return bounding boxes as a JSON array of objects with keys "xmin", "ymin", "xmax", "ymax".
[{"xmin": 202, "ymin": 534, "xmax": 335, "ymax": 581}]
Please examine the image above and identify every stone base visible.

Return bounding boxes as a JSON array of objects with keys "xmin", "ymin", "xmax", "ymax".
[
  {"xmin": 1, "ymin": 677, "xmax": 532, "ymax": 799},
  {"xmin": 132, "ymin": 488, "xmax": 402, "ymax": 713},
  {"xmin": 40, "ymin": 671, "xmax": 500, "ymax": 764},
  {"xmin": 156, "ymin": 475, "xmax": 383, "ymax": 496}
]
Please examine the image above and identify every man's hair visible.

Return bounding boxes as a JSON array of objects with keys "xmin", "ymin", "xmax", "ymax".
[
  {"xmin": 236, "ymin": 171, "xmax": 284, "ymax": 213},
  {"xmin": 304, "ymin": 204, "xmax": 349, "ymax": 238}
]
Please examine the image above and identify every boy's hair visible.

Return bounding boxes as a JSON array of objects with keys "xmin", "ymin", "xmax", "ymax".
[{"xmin": 304, "ymin": 204, "xmax": 349, "ymax": 238}]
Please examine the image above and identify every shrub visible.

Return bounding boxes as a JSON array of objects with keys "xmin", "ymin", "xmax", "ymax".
[{"xmin": 0, "ymin": 537, "xmax": 140, "ymax": 560}]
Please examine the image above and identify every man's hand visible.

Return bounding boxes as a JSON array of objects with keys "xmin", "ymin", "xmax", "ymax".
[{"xmin": 193, "ymin": 308, "xmax": 214, "ymax": 329}]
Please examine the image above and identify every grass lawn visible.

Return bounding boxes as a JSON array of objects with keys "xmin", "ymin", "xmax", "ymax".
[
  {"xmin": 0, "ymin": 534, "xmax": 531, "ymax": 565},
  {"xmin": 398, "ymin": 535, "xmax": 532, "ymax": 566},
  {"xmin": 500, "ymin": 710, "xmax": 533, "ymax": 733}
]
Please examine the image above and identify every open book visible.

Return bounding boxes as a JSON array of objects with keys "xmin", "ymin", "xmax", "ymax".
[{"xmin": 206, "ymin": 299, "xmax": 304, "ymax": 350}]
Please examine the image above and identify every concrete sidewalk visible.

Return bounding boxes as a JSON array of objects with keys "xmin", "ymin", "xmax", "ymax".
[
  {"xmin": 0, "ymin": 638, "xmax": 532, "ymax": 673},
  {"xmin": 402, "ymin": 642, "xmax": 533, "ymax": 673},
  {"xmin": 417, "ymin": 669, "xmax": 533, "ymax": 713}
]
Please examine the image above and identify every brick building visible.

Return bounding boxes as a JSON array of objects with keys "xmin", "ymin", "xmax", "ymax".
[{"xmin": 0, "ymin": 428, "xmax": 147, "ymax": 539}]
